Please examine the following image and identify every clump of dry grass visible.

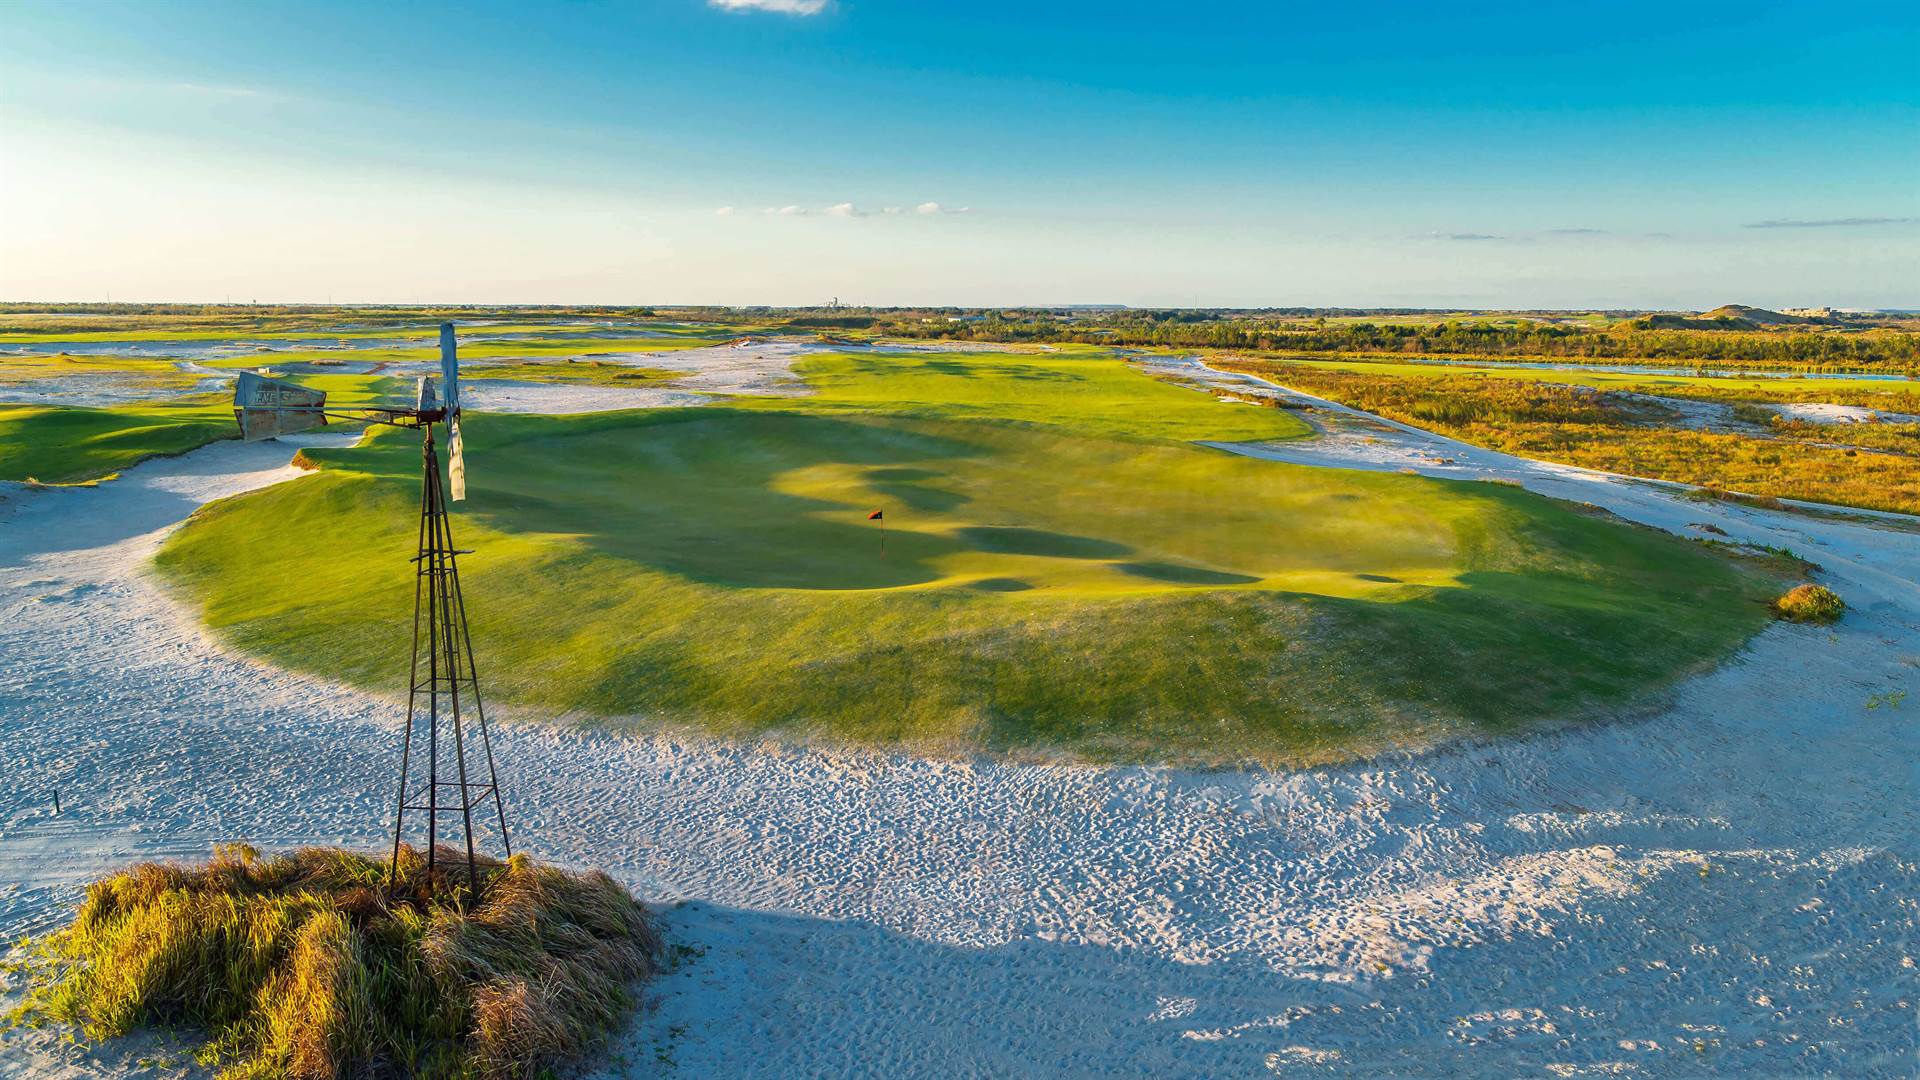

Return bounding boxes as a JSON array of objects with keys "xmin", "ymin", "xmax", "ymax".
[
  {"xmin": 1773, "ymin": 583, "xmax": 1846, "ymax": 623},
  {"xmin": 4, "ymin": 844, "xmax": 657, "ymax": 1079},
  {"xmin": 1693, "ymin": 485, "xmax": 1787, "ymax": 511}
]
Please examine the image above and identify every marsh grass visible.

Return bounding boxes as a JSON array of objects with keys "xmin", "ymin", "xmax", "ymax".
[
  {"xmin": 1220, "ymin": 361, "xmax": 1920, "ymax": 515},
  {"xmin": 4, "ymin": 844, "xmax": 658, "ymax": 1079}
]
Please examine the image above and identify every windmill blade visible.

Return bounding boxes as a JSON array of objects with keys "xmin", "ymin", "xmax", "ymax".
[
  {"xmin": 233, "ymin": 371, "xmax": 327, "ymax": 441},
  {"xmin": 440, "ymin": 322, "xmax": 460, "ymax": 415},
  {"xmin": 440, "ymin": 323, "xmax": 466, "ymax": 500},
  {"xmin": 447, "ymin": 413, "xmax": 467, "ymax": 502},
  {"xmin": 414, "ymin": 375, "xmax": 439, "ymax": 413}
]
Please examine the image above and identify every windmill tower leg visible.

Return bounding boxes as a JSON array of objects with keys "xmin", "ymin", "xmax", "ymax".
[{"xmin": 388, "ymin": 423, "xmax": 509, "ymax": 897}]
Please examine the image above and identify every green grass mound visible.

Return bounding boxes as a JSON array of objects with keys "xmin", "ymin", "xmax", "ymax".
[
  {"xmin": 1772, "ymin": 583, "xmax": 1845, "ymax": 623},
  {"xmin": 155, "ymin": 349, "xmax": 1785, "ymax": 764},
  {"xmin": 161, "ymin": 428, "xmax": 1779, "ymax": 764},
  {"xmin": 5, "ymin": 845, "xmax": 658, "ymax": 1079},
  {"xmin": 0, "ymin": 402, "xmax": 236, "ymax": 484}
]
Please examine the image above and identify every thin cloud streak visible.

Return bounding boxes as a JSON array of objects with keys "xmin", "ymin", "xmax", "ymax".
[
  {"xmin": 722, "ymin": 201, "xmax": 972, "ymax": 218},
  {"xmin": 1744, "ymin": 216, "xmax": 1917, "ymax": 229},
  {"xmin": 708, "ymin": 0, "xmax": 828, "ymax": 14},
  {"xmin": 166, "ymin": 81, "xmax": 269, "ymax": 99}
]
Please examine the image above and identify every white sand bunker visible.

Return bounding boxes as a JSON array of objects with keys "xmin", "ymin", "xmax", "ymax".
[
  {"xmin": 1772, "ymin": 401, "xmax": 1920, "ymax": 425},
  {"xmin": 463, "ymin": 336, "xmax": 1018, "ymax": 415},
  {"xmin": 460, "ymin": 338, "xmax": 819, "ymax": 415},
  {"xmin": 0, "ymin": 374, "xmax": 189, "ymax": 409},
  {"xmin": 516, "ymin": 336, "xmax": 1027, "ymax": 404},
  {"xmin": 460, "ymin": 380, "xmax": 711, "ymax": 414},
  {"xmin": 557, "ymin": 338, "xmax": 818, "ymax": 396}
]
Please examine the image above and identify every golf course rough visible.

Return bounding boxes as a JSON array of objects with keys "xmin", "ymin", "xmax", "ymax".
[
  {"xmin": 157, "ymin": 349, "xmax": 1781, "ymax": 765},
  {"xmin": 0, "ymin": 401, "xmax": 237, "ymax": 484},
  {"xmin": 0, "ymin": 372, "xmax": 417, "ymax": 485}
]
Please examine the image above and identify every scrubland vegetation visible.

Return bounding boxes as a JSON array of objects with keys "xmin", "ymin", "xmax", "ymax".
[
  {"xmin": 873, "ymin": 308, "xmax": 1920, "ymax": 372},
  {"xmin": 4, "ymin": 844, "xmax": 656, "ymax": 1080},
  {"xmin": 1216, "ymin": 359, "xmax": 1920, "ymax": 516}
]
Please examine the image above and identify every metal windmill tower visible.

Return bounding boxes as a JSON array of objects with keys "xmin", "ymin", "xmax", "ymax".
[{"xmin": 233, "ymin": 324, "xmax": 509, "ymax": 895}]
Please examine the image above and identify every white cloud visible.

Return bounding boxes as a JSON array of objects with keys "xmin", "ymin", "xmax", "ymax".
[
  {"xmin": 1745, "ymin": 216, "xmax": 1917, "ymax": 229},
  {"xmin": 709, "ymin": 0, "xmax": 828, "ymax": 14},
  {"xmin": 730, "ymin": 200, "xmax": 971, "ymax": 219},
  {"xmin": 79, "ymin": 75, "xmax": 291, "ymax": 105},
  {"xmin": 165, "ymin": 81, "xmax": 271, "ymax": 99}
]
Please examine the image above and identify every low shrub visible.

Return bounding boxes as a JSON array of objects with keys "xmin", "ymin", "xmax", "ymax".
[
  {"xmin": 1772, "ymin": 583, "xmax": 1845, "ymax": 623},
  {"xmin": 4, "ymin": 844, "xmax": 658, "ymax": 1079}
]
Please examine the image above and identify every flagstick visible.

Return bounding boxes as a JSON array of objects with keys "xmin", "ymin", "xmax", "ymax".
[{"xmin": 879, "ymin": 517, "xmax": 886, "ymax": 559}]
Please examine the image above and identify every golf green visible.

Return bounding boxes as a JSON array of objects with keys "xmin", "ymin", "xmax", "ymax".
[{"xmin": 156, "ymin": 350, "xmax": 1778, "ymax": 764}]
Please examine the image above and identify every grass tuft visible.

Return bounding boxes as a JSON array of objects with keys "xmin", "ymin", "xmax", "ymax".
[
  {"xmin": 4, "ymin": 845, "xmax": 658, "ymax": 1079},
  {"xmin": 1772, "ymin": 583, "xmax": 1845, "ymax": 623}
]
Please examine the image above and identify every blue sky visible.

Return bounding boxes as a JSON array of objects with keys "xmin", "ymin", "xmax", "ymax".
[{"xmin": 1, "ymin": 0, "xmax": 1915, "ymax": 308}]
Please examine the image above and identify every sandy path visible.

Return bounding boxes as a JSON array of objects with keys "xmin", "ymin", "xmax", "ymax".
[
  {"xmin": 0, "ymin": 371, "xmax": 1915, "ymax": 1077},
  {"xmin": 1774, "ymin": 401, "xmax": 1920, "ymax": 425}
]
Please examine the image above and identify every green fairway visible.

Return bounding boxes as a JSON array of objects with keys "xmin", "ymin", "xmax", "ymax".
[
  {"xmin": 750, "ymin": 348, "xmax": 1317, "ymax": 441},
  {"xmin": 0, "ymin": 401, "xmax": 237, "ymax": 484},
  {"xmin": 186, "ymin": 337, "xmax": 729, "ymax": 371},
  {"xmin": 0, "ymin": 352, "xmax": 208, "ymax": 392},
  {"xmin": 155, "ymin": 349, "xmax": 1779, "ymax": 764},
  {"xmin": 0, "ymin": 373, "xmax": 407, "ymax": 484},
  {"xmin": 0, "ymin": 320, "xmax": 753, "ymax": 346}
]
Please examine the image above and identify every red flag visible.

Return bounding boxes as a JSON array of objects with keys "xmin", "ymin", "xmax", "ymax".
[{"xmin": 867, "ymin": 509, "xmax": 884, "ymax": 520}]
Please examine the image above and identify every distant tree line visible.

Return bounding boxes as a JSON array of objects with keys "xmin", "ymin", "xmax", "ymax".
[
  {"xmin": 875, "ymin": 313, "xmax": 1920, "ymax": 370},
  {"xmin": 0, "ymin": 302, "xmax": 657, "ymax": 319}
]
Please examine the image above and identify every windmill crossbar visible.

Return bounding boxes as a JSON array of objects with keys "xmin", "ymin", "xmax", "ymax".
[
  {"xmin": 398, "ymin": 782, "xmax": 503, "ymax": 815},
  {"xmin": 409, "ymin": 549, "xmax": 474, "ymax": 563}
]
